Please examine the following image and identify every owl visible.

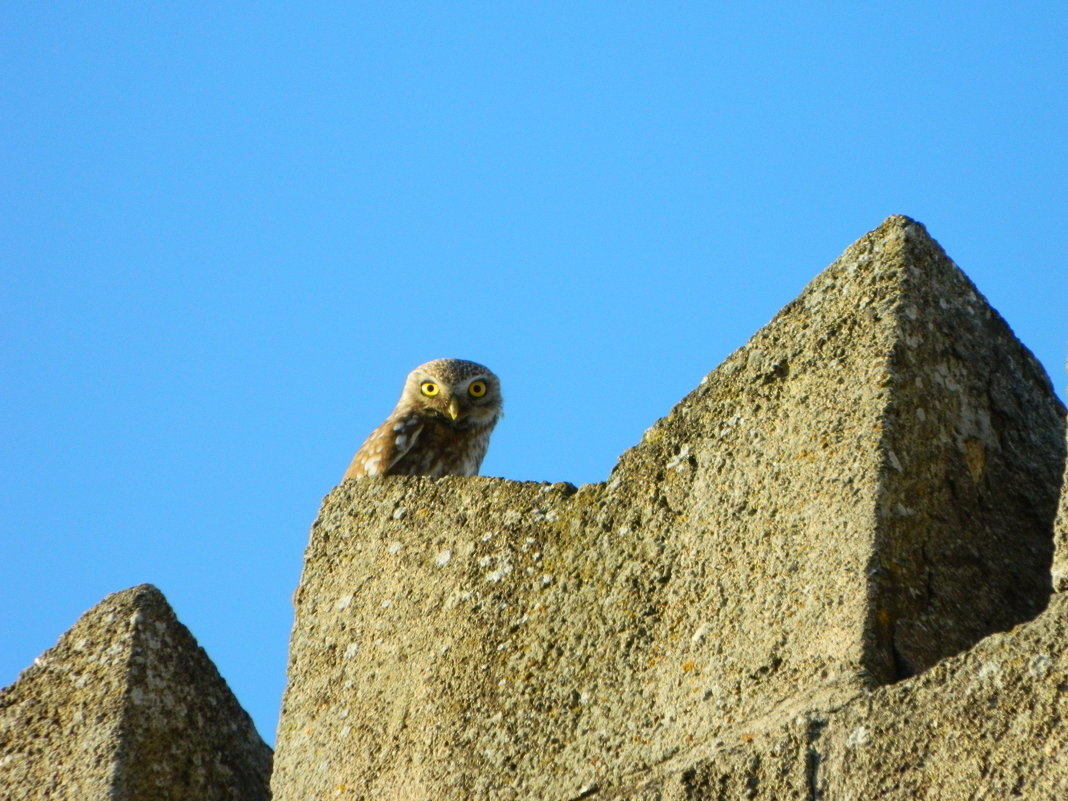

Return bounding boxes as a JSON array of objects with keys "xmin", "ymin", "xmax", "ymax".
[{"xmin": 342, "ymin": 359, "xmax": 503, "ymax": 481}]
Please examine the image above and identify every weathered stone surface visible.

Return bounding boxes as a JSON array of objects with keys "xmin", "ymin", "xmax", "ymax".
[
  {"xmin": 272, "ymin": 216, "xmax": 1065, "ymax": 800},
  {"xmin": 604, "ymin": 714, "xmax": 822, "ymax": 801},
  {"xmin": 1054, "ymin": 361, "xmax": 1068, "ymax": 593},
  {"xmin": 609, "ymin": 594, "xmax": 1068, "ymax": 800},
  {"xmin": 612, "ymin": 214, "xmax": 1065, "ymax": 684},
  {"xmin": 820, "ymin": 591, "xmax": 1068, "ymax": 800},
  {"xmin": 0, "ymin": 584, "xmax": 271, "ymax": 801}
]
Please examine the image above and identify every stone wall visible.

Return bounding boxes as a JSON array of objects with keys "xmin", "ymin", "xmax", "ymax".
[
  {"xmin": 609, "ymin": 592, "xmax": 1068, "ymax": 800},
  {"xmin": 4, "ymin": 216, "xmax": 1064, "ymax": 800},
  {"xmin": 272, "ymin": 216, "xmax": 1066, "ymax": 800}
]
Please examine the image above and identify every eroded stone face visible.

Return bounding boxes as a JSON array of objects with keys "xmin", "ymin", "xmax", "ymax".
[
  {"xmin": 1053, "ymin": 375, "xmax": 1068, "ymax": 593},
  {"xmin": 0, "ymin": 585, "xmax": 272, "ymax": 801},
  {"xmin": 819, "ymin": 592, "xmax": 1068, "ymax": 800},
  {"xmin": 273, "ymin": 216, "xmax": 1065, "ymax": 800},
  {"xmin": 608, "ymin": 594, "xmax": 1068, "ymax": 801}
]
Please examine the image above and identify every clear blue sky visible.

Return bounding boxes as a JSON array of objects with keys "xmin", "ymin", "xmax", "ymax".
[{"xmin": 3, "ymin": 3, "xmax": 1065, "ymax": 746}]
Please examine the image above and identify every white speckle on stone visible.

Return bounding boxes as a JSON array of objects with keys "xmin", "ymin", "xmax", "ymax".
[
  {"xmin": 340, "ymin": 725, "xmax": 351, "ymax": 738},
  {"xmin": 540, "ymin": 574, "xmax": 555, "ymax": 587},
  {"xmin": 531, "ymin": 508, "xmax": 558, "ymax": 522},
  {"xmin": 394, "ymin": 435, "xmax": 408, "ymax": 450},
  {"xmin": 665, "ymin": 444, "xmax": 692, "ymax": 472},
  {"xmin": 607, "ymin": 475, "xmax": 622, "ymax": 490},
  {"xmin": 486, "ymin": 563, "xmax": 512, "ymax": 582},
  {"xmin": 388, "ymin": 541, "xmax": 403, "ymax": 554},
  {"xmin": 699, "ymin": 374, "xmax": 709, "ymax": 385},
  {"xmin": 338, "ymin": 708, "xmax": 350, "ymax": 719},
  {"xmin": 846, "ymin": 726, "xmax": 870, "ymax": 748},
  {"xmin": 746, "ymin": 348, "xmax": 766, "ymax": 372},
  {"xmin": 618, "ymin": 525, "xmax": 631, "ymax": 536},
  {"xmin": 435, "ymin": 550, "xmax": 452, "ymax": 567},
  {"xmin": 381, "ymin": 599, "xmax": 392, "ymax": 609},
  {"xmin": 478, "ymin": 555, "xmax": 494, "ymax": 568},
  {"xmin": 932, "ymin": 363, "xmax": 963, "ymax": 393},
  {"xmin": 1028, "ymin": 653, "xmax": 1052, "ymax": 678},
  {"xmin": 691, "ymin": 622, "xmax": 713, "ymax": 645},
  {"xmin": 978, "ymin": 660, "xmax": 1001, "ymax": 681},
  {"xmin": 336, "ymin": 594, "xmax": 353, "ymax": 611},
  {"xmin": 392, "ymin": 507, "xmax": 408, "ymax": 520},
  {"xmin": 344, "ymin": 643, "xmax": 360, "ymax": 659},
  {"xmin": 885, "ymin": 448, "xmax": 903, "ymax": 471}
]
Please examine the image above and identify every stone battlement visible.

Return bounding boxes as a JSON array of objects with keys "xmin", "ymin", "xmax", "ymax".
[{"xmin": 3, "ymin": 216, "xmax": 1066, "ymax": 800}]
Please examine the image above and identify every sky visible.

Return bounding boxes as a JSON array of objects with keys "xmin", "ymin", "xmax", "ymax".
[{"xmin": 2, "ymin": 3, "xmax": 1066, "ymax": 747}]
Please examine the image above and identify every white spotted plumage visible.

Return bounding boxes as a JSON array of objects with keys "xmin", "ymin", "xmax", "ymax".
[{"xmin": 342, "ymin": 359, "xmax": 503, "ymax": 481}]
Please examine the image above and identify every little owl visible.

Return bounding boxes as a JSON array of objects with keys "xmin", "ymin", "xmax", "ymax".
[{"xmin": 343, "ymin": 358, "xmax": 503, "ymax": 480}]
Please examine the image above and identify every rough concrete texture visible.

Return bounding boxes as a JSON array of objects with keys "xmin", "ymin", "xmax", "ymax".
[
  {"xmin": 272, "ymin": 216, "xmax": 1066, "ymax": 800},
  {"xmin": 0, "ymin": 584, "xmax": 271, "ymax": 801},
  {"xmin": 608, "ymin": 593, "xmax": 1068, "ymax": 800},
  {"xmin": 821, "ymin": 591, "xmax": 1068, "ymax": 800},
  {"xmin": 1054, "ymin": 362, "xmax": 1068, "ymax": 593},
  {"xmin": 608, "ymin": 215, "xmax": 1064, "ymax": 685}
]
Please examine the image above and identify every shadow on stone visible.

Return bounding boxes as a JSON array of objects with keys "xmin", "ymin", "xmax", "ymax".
[{"xmin": 272, "ymin": 215, "xmax": 1065, "ymax": 799}]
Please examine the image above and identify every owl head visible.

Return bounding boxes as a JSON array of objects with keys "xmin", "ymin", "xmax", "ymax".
[{"xmin": 400, "ymin": 358, "xmax": 502, "ymax": 429}]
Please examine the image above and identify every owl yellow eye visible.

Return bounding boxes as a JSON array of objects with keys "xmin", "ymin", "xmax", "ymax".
[
  {"xmin": 468, "ymin": 380, "xmax": 487, "ymax": 398},
  {"xmin": 420, "ymin": 381, "xmax": 440, "ymax": 397}
]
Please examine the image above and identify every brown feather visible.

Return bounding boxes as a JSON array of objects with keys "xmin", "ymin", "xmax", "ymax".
[{"xmin": 343, "ymin": 359, "xmax": 501, "ymax": 481}]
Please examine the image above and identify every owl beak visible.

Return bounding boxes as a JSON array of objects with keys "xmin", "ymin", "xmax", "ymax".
[{"xmin": 446, "ymin": 397, "xmax": 462, "ymax": 420}]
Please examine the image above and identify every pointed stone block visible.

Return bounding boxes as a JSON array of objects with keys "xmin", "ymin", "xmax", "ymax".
[
  {"xmin": 614, "ymin": 215, "xmax": 1065, "ymax": 683},
  {"xmin": 273, "ymin": 216, "xmax": 1065, "ymax": 800},
  {"xmin": 0, "ymin": 584, "xmax": 271, "ymax": 801}
]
